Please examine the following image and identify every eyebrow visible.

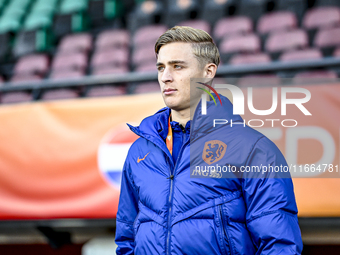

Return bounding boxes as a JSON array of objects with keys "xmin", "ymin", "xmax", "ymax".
[{"xmin": 156, "ymin": 60, "xmax": 188, "ymax": 67}]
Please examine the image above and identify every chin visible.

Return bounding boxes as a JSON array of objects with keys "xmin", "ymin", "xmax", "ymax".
[
  {"xmin": 166, "ymin": 104, "xmax": 189, "ymax": 112},
  {"xmin": 163, "ymin": 98, "xmax": 178, "ymax": 108},
  {"xmin": 165, "ymin": 103, "xmax": 179, "ymax": 110}
]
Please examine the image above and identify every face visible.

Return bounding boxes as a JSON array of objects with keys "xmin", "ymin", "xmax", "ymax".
[{"xmin": 156, "ymin": 42, "xmax": 208, "ymax": 113}]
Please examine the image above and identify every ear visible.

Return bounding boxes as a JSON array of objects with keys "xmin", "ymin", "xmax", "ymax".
[{"xmin": 204, "ymin": 63, "xmax": 217, "ymax": 79}]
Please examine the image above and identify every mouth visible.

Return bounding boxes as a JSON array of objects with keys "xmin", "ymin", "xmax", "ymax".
[{"xmin": 163, "ymin": 88, "xmax": 177, "ymax": 95}]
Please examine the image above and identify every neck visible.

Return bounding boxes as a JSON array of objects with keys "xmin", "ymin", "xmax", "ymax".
[{"xmin": 171, "ymin": 108, "xmax": 190, "ymax": 127}]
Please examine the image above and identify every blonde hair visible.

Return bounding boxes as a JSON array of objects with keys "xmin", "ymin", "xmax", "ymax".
[{"xmin": 155, "ymin": 26, "xmax": 220, "ymax": 68}]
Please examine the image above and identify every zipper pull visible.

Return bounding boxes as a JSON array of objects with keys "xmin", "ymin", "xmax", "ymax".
[
  {"xmin": 179, "ymin": 124, "xmax": 185, "ymax": 133},
  {"xmin": 167, "ymin": 175, "xmax": 174, "ymax": 180}
]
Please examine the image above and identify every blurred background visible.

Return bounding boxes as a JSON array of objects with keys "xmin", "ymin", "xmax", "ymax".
[{"xmin": 0, "ymin": 0, "xmax": 340, "ymax": 254}]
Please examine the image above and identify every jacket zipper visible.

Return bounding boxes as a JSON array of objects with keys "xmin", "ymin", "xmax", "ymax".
[
  {"xmin": 219, "ymin": 205, "xmax": 234, "ymax": 255},
  {"xmin": 130, "ymin": 123, "xmax": 191, "ymax": 254},
  {"xmin": 166, "ymin": 173, "xmax": 174, "ymax": 255},
  {"xmin": 165, "ymin": 128, "xmax": 189, "ymax": 255}
]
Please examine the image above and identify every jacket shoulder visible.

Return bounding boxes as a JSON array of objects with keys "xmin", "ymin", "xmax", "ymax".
[
  {"xmin": 233, "ymin": 125, "xmax": 283, "ymax": 156},
  {"xmin": 125, "ymin": 137, "xmax": 148, "ymax": 160}
]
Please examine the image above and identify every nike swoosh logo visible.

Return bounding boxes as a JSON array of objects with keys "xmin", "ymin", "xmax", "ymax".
[{"xmin": 137, "ymin": 152, "xmax": 150, "ymax": 163}]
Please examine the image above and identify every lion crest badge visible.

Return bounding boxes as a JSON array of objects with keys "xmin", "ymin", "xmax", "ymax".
[{"xmin": 202, "ymin": 140, "xmax": 227, "ymax": 165}]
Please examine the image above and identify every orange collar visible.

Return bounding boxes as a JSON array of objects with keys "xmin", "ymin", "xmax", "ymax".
[{"xmin": 166, "ymin": 116, "xmax": 173, "ymax": 155}]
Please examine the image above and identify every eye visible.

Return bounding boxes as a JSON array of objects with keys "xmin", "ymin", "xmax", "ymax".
[
  {"xmin": 174, "ymin": 65, "xmax": 182, "ymax": 69},
  {"xmin": 157, "ymin": 66, "xmax": 164, "ymax": 72}
]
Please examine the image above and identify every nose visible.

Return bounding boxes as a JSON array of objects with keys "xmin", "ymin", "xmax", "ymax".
[{"xmin": 160, "ymin": 67, "xmax": 173, "ymax": 84}]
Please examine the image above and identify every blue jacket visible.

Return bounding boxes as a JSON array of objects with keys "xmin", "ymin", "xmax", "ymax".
[{"xmin": 115, "ymin": 95, "xmax": 303, "ymax": 254}]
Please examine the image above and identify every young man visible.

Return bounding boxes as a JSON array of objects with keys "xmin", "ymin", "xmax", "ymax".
[{"xmin": 115, "ymin": 26, "xmax": 303, "ymax": 254}]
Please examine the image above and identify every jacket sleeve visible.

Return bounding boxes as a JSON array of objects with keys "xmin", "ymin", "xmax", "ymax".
[
  {"xmin": 115, "ymin": 158, "xmax": 139, "ymax": 255},
  {"xmin": 242, "ymin": 137, "xmax": 303, "ymax": 255}
]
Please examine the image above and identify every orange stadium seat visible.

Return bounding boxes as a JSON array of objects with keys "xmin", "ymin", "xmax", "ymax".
[
  {"xmin": 303, "ymin": 6, "xmax": 340, "ymax": 45},
  {"xmin": 51, "ymin": 52, "xmax": 88, "ymax": 72},
  {"xmin": 257, "ymin": 11, "xmax": 298, "ymax": 35},
  {"xmin": 314, "ymin": 26, "xmax": 340, "ymax": 56},
  {"xmin": 213, "ymin": 16, "xmax": 253, "ymax": 42},
  {"xmin": 303, "ymin": 7, "xmax": 340, "ymax": 30},
  {"xmin": 91, "ymin": 48, "xmax": 129, "ymax": 72},
  {"xmin": 280, "ymin": 48, "xmax": 323, "ymax": 62},
  {"xmin": 133, "ymin": 24, "xmax": 168, "ymax": 47},
  {"xmin": 50, "ymin": 69, "xmax": 85, "ymax": 80},
  {"xmin": 219, "ymin": 33, "xmax": 261, "ymax": 63},
  {"xmin": 13, "ymin": 54, "xmax": 49, "ymax": 77},
  {"xmin": 58, "ymin": 33, "xmax": 93, "ymax": 53},
  {"xmin": 92, "ymin": 65, "xmax": 129, "ymax": 75},
  {"xmin": 86, "ymin": 85, "xmax": 127, "ymax": 97},
  {"xmin": 132, "ymin": 45, "xmax": 155, "ymax": 68},
  {"xmin": 11, "ymin": 74, "xmax": 43, "ymax": 83},
  {"xmin": 229, "ymin": 53, "xmax": 271, "ymax": 65},
  {"xmin": 95, "ymin": 29, "xmax": 130, "ymax": 50},
  {"xmin": 266, "ymin": 29, "xmax": 308, "ymax": 59},
  {"xmin": 0, "ymin": 92, "xmax": 33, "ymax": 104},
  {"xmin": 41, "ymin": 88, "xmax": 79, "ymax": 101},
  {"xmin": 333, "ymin": 47, "xmax": 340, "ymax": 57},
  {"xmin": 135, "ymin": 62, "xmax": 156, "ymax": 73},
  {"xmin": 133, "ymin": 81, "xmax": 160, "ymax": 94}
]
